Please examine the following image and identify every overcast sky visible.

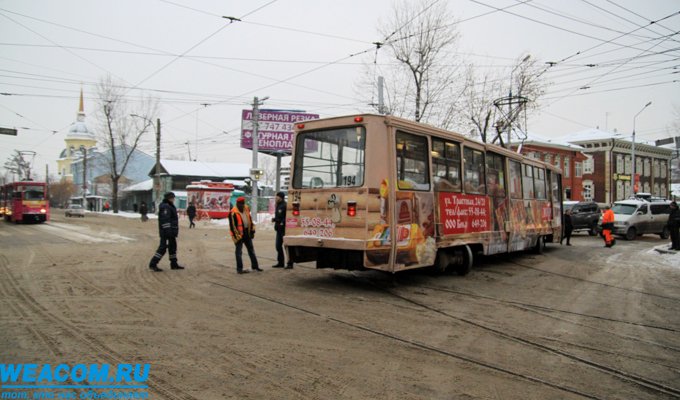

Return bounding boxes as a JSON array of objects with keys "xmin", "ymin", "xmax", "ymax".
[{"xmin": 1, "ymin": 0, "xmax": 679, "ymax": 180}]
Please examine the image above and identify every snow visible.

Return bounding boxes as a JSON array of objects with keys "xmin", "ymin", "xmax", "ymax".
[{"xmin": 155, "ymin": 159, "xmax": 250, "ymax": 178}]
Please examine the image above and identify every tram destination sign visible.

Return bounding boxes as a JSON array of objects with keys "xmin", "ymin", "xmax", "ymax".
[{"xmin": 240, "ymin": 110, "xmax": 319, "ymax": 154}]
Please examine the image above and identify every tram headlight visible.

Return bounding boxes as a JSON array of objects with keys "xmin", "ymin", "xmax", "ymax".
[{"xmin": 40, "ymin": 208, "xmax": 47, "ymax": 213}]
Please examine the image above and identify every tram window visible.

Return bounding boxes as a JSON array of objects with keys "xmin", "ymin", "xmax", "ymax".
[
  {"xmin": 534, "ymin": 167, "xmax": 546, "ymax": 199},
  {"xmin": 463, "ymin": 147, "xmax": 485, "ymax": 194},
  {"xmin": 486, "ymin": 152, "xmax": 505, "ymax": 197},
  {"xmin": 293, "ymin": 127, "xmax": 365, "ymax": 189},
  {"xmin": 522, "ymin": 164, "xmax": 534, "ymax": 199},
  {"xmin": 509, "ymin": 161, "xmax": 522, "ymax": 199},
  {"xmin": 431, "ymin": 138, "xmax": 461, "ymax": 192},
  {"xmin": 396, "ymin": 131, "xmax": 430, "ymax": 191}
]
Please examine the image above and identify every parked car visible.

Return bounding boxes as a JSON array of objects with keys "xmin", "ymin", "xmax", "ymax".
[
  {"xmin": 605, "ymin": 199, "xmax": 672, "ymax": 240},
  {"xmin": 65, "ymin": 204, "xmax": 85, "ymax": 218},
  {"xmin": 563, "ymin": 201, "xmax": 601, "ymax": 236}
]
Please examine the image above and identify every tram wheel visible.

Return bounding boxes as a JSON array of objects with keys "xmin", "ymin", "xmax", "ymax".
[{"xmin": 451, "ymin": 245, "xmax": 473, "ymax": 276}]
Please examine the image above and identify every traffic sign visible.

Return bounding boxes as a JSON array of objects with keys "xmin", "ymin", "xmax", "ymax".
[{"xmin": 0, "ymin": 127, "xmax": 18, "ymax": 136}]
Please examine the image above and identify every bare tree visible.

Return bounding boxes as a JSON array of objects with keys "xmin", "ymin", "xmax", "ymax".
[
  {"xmin": 461, "ymin": 56, "xmax": 547, "ymax": 146},
  {"xmin": 48, "ymin": 178, "xmax": 76, "ymax": 207},
  {"xmin": 95, "ymin": 75, "xmax": 159, "ymax": 213},
  {"xmin": 367, "ymin": 0, "xmax": 462, "ymax": 126}
]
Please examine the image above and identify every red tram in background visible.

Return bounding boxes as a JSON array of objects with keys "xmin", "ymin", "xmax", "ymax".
[
  {"xmin": 185, "ymin": 181, "xmax": 235, "ymax": 220},
  {"xmin": 0, "ymin": 181, "xmax": 50, "ymax": 223}
]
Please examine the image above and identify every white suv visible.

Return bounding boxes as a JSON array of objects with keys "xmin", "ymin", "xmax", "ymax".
[{"xmin": 609, "ymin": 199, "xmax": 672, "ymax": 240}]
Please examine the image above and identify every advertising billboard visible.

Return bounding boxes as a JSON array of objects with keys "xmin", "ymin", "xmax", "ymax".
[{"xmin": 240, "ymin": 110, "xmax": 319, "ymax": 154}]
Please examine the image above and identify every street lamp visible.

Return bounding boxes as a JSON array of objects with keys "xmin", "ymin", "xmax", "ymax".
[
  {"xmin": 131, "ymin": 114, "xmax": 161, "ymax": 212},
  {"xmin": 630, "ymin": 101, "xmax": 652, "ymax": 198}
]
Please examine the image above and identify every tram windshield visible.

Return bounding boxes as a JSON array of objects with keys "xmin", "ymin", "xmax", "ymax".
[
  {"xmin": 20, "ymin": 185, "xmax": 45, "ymax": 200},
  {"xmin": 292, "ymin": 127, "xmax": 365, "ymax": 189}
]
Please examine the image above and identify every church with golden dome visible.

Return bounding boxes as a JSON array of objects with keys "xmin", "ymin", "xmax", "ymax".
[{"xmin": 56, "ymin": 89, "xmax": 97, "ymax": 181}]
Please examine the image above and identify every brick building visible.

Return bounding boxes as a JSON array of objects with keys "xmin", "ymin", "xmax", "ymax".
[
  {"xmin": 564, "ymin": 129, "xmax": 673, "ymax": 204},
  {"xmin": 512, "ymin": 133, "xmax": 588, "ymax": 201}
]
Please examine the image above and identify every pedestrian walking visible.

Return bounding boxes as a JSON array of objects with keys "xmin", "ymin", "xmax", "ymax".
[
  {"xmin": 139, "ymin": 201, "xmax": 148, "ymax": 222},
  {"xmin": 229, "ymin": 197, "xmax": 261, "ymax": 274},
  {"xmin": 561, "ymin": 209, "xmax": 573, "ymax": 246},
  {"xmin": 148, "ymin": 192, "xmax": 185, "ymax": 272},
  {"xmin": 104, "ymin": 201, "xmax": 110, "ymax": 212},
  {"xmin": 601, "ymin": 205, "xmax": 616, "ymax": 248},
  {"xmin": 271, "ymin": 192, "xmax": 293, "ymax": 269},
  {"xmin": 667, "ymin": 201, "xmax": 680, "ymax": 251},
  {"xmin": 187, "ymin": 202, "xmax": 197, "ymax": 229}
]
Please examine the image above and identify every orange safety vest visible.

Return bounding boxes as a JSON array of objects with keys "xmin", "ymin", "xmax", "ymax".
[
  {"xmin": 602, "ymin": 209, "xmax": 614, "ymax": 225},
  {"xmin": 229, "ymin": 205, "xmax": 255, "ymax": 242}
]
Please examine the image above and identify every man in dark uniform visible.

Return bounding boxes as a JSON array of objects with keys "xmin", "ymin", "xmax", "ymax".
[
  {"xmin": 148, "ymin": 192, "xmax": 185, "ymax": 272},
  {"xmin": 271, "ymin": 192, "xmax": 293, "ymax": 269},
  {"xmin": 187, "ymin": 202, "xmax": 197, "ymax": 229}
]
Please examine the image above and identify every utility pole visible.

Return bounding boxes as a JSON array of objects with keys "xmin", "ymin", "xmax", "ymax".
[
  {"xmin": 378, "ymin": 76, "xmax": 385, "ymax": 114},
  {"xmin": 250, "ymin": 97, "xmax": 267, "ymax": 222},
  {"xmin": 80, "ymin": 146, "xmax": 87, "ymax": 207},
  {"xmin": 155, "ymin": 118, "xmax": 161, "ymax": 213}
]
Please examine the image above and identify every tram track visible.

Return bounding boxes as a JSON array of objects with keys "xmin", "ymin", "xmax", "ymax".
[
  {"xmin": 0, "ymin": 253, "xmax": 199, "ymax": 400},
  {"xmin": 504, "ymin": 258, "xmax": 680, "ymax": 302},
  {"xmin": 208, "ymin": 279, "xmax": 605, "ymax": 400}
]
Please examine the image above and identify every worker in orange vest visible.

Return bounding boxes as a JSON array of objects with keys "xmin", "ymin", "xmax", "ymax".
[
  {"xmin": 601, "ymin": 205, "xmax": 616, "ymax": 248},
  {"xmin": 228, "ymin": 197, "xmax": 261, "ymax": 274}
]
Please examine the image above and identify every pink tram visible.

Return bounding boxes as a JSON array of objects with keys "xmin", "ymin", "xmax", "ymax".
[
  {"xmin": 284, "ymin": 114, "xmax": 563, "ymax": 274},
  {"xmin": 185, "ymin": 181, "xmax": 235, "ymax": 220},
  {"xmin": 0, "ymin": 181, "xmax": 50, "ymax": 223}
]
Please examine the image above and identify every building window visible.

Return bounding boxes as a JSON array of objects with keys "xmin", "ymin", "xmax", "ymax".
[
  {"xmin": 636, "ymin": 158, "xmax": 642, "ymax": 175},
  {"xmin": 544, "ymin": 153, "xmax": 552, "ymax": 164},
  {"xmin": 660, "ymin": 161, "xmax": 667, "ymax": 178},
  {"xmin": 564, "ymin": 157, "xmax": 570, "ymax": 178},
  {"xmin": 653, "ymin": 160, "xmax": 660, "ymax": 178},
  {"xmin": 661, "ymin": 183, "xmax": 667, "ymax": 198},
  {"xmin": 616, "ymin": 180, "xmax": 624, "ymax": 201},
  {"xmin": 554, "ymin": 155, "xmax": 561, "ymax": 172},
  {"xmin": 644, "ymin": 159, "xmax": 651, "ymax": 177},
  {"xmin": 583, "ymin": 155, "xmax": 593, "ymax": 174},
  {"xmin": 582, "ymin": 180, "xmax": 593, "ymax": 201},
  {"xmin": 616, "ymin": 154, "xmax": 624, "ymax": 174},
  {"xmin": 575, "ymin": 161, "xmax": 582, "ymax": 177},
  {"xmin": 624, "ymin": 155, "xmax": 632, "ymax": 175},
  {"xmin": 643, "ymin": 182, "xmax": 650, "ymax": 193},
  {"xmin": 624, "ymin": 181, "xmax": 631, "ymax": 199}
]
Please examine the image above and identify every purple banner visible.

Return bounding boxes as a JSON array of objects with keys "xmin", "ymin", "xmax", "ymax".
[{"xmin": 241, "ymin": 110, "xmax": 319, "ymax": 153}]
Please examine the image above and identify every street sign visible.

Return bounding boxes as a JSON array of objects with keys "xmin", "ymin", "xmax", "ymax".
[
  {"xmin": 0, "ymin": 127, "xmax": 18, "ymax": 136},
  {"xmin": 655, "ymin": 138, "xmax": 675, "ymax": 146}
]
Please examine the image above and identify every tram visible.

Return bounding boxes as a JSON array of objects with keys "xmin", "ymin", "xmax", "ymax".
[
  {"xmin": 0, "ymin": 181, "xmax": 50, "ymax": 223},
  {"xmin": 284, "ymin": 114, "xmax": 562, "ymax": 274},
  {"xmin": 185, "ymin": 181, "xmax": 235, "ymax": 220}
]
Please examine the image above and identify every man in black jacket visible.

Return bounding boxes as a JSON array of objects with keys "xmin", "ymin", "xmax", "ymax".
[
  {"xmin": 271, "ymin": 192, "xmax": 293, "ymax": 269},
  {"xmin": 668, "ymin": 201, "xmax": 680, "ymax": 251},
  {"xmin": 148, "ymin": 192, "xmax": 185, "ymax": 272},
  {"xmin": 187, "ymin": 202, "xmax": 197, "ymax": 229}
]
